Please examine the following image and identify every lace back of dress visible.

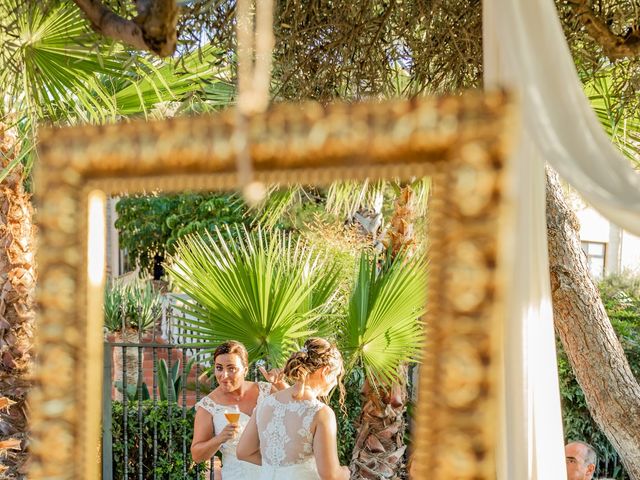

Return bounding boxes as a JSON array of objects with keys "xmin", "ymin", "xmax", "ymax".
[{"xmin": 256, "ymin": 396, "xmax": 323, "ymax": 467}]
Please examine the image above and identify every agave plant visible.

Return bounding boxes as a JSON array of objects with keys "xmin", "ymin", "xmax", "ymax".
[
  {"xmin": 341, "ymin": 250, "xmax": 427, "ymax": 479},
  {"xmin": 166, "ymin": 225, "xmax": 341, "ymax": 366},
  {"xmin": 103, "ymin": 279, "xmax": 163, "ymax": 334}
]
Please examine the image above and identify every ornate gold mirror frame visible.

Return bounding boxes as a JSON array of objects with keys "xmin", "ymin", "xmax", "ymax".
[{"xmin": 32, "ymin": 90, "xmax": 514, "ymax": 480}]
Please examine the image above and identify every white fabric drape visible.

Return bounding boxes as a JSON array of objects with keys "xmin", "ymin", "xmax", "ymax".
[
  {"xmin": 483, "ymin": 0, "xmax": 640, "ymax": 480},
  {"xmin": 485, "ymin": 0, "xmax": 640, "ymax": 478},
  {"xmin": 491, "ymin": 0, "xmax": 640, "ymax": 236}
]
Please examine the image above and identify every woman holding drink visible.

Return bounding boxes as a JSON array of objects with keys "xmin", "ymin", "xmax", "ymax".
[{"xmin": 191, "ymin": 341, "xmax": 286, "ymax": 478}]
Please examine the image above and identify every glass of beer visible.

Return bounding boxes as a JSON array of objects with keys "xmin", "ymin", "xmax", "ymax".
[{"xmin": 224, "ymin": 405, "xmax": 241, "ymax": 425}]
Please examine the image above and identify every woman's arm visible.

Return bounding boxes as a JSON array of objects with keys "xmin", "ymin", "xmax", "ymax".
[
  {"xmin": 236, "ymin": 412, "xmax": 262, "ymax": 465},
  {"xmin": 190, "ymin": 408, "xmax": 238, "ymax": 463},
  {"xmin": 313, "ymin": 407, "xmax": 351, "ymax": 480}
]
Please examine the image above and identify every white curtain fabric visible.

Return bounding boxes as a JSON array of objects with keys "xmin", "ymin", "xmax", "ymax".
[
  {"xmin": 485, "ymin": 0, "xmax": 640, "ymax": 478},
  {"xmin": 484, "ymin": 4, "xmax": 564, "ymax": 478},
  {"xmin": 489, "ymin": 0, "xmax": 640, "ymax": 236}
]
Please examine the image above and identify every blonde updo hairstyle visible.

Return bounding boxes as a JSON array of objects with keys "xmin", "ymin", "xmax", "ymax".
[{"xmin": 284, "ymin": 338, "xmax": 345, "ymax": 405}]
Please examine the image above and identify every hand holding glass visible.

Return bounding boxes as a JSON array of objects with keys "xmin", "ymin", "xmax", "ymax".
[{"xmin": 224, "ymin": 405, "xmax": 241, "ymax": 432}]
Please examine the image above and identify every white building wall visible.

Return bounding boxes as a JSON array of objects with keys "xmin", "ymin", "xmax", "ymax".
[
  {"xmin": 576, "ymin": 204, "xmax": 640, "ymax": 277},
  {"xmin": 576, "ymin": 208, "xmax": 610, "ymax": 243},
  {"xmin": 621, "ymin": 231, "xmax": 640, "ymax": 274}
]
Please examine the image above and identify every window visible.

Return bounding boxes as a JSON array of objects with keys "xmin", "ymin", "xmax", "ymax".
[{"xmin": 581, "ymin": 241, "xmax": 606, "ymax": 279}]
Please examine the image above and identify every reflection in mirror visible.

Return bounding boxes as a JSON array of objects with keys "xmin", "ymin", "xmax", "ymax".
[
  {"xmin": 35, "ymin": 91, "xmax": 512, "ymax": 480},
  {"xmin": 101, "ymin": 180, "xmax": 429, "ymax": 479}
]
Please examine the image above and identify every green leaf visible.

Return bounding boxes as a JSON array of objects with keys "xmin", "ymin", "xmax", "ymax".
[
  {"xmin": 341, "ymin": 250, "xmax": 427, "ymax": 387},
  {"xmin": 166, "ymin": 225, "xmax": 341, "ymax": 366},
  {"xmin": 158, "ymin": 358, "xmax": 169, "ymax": 402}
]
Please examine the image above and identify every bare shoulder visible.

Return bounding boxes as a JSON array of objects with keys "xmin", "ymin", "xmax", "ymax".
[{"xmin": 315, "ymin": 405, "xmax": 336, "ymax": 424}]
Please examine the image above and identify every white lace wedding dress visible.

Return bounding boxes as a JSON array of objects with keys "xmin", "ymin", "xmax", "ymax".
[
  {"xmin": 255, "ymin": 395, "xmax": 325, "ymax": 480},
  {"xmin": 195, "ymin": 381, "xmax": 272, "ymax": 479}
]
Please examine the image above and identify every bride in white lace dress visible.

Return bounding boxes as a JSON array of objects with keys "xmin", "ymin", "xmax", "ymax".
[
  {"xmin": 237, "ymin": 338, "xmax": 351, "ymax": 480},
  {"xmin": 191, "ymin": 341, "xmax": 287, "ymax": 479}
]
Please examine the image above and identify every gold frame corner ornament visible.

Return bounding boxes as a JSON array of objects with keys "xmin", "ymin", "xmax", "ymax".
[{"xmin": 33, "ymin": 90, "xmax": 516, "ymax": 479}]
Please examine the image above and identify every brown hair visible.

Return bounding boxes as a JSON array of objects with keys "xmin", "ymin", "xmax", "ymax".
[
  {"xmin": 213, "ymin": 340, "xmax": 248, "ymax": 369},
  {"xmin": 284, "ymin": 337, "xmax": 345, "ymax": 404}
]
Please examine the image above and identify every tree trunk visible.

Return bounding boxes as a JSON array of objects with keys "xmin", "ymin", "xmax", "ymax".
[
  {"xmin": 111, "ymin": 329, "xmax": 144, "ymax": 401},
  {"xmin": 0, "ymin": 124, "xmax": 37, "ymax": 479},
  {"xmin": 350, "ymin": 375, "xmax": 408, "ymax": 479},
  {"xmin": 546, "ymin": 168, "xmax": 640, "ymax": 478},
  {"xmin": 71, "ymin": 0, "xmax": 178, "ymax": 57},
  {"xmin": 349, "ymin": 186, "xmax": 419, "ymax": 479}
]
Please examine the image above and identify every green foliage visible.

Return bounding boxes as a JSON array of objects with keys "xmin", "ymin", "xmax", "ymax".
[
  {"xmin": 158, "ymin": 358, "xmax": 196, "ymax": 403},
  {"xmin": 330, "ymin": 368, "xmax": 364, "ymax": 465},
  {"xmin": 559, "ymin": 272, "xmax": 640, "ymax": 480},
  {"xmin": 103, "ymin": 279, "xmax": 162, "ymax": 333},
  {"xmin": 1, "ymin": 1, "xmax": 126, "ymax": 123},
  {"xmin": 584, "ymin": 69, "xmax": 640, "ymax": 168},
  {"xmin": 114, "ymin": 380, "xmax": 151, "ymax": 402},
  {"xmin": 0, "ymin": 2, "xmax": 226, "ymax": 124},
  {"xmin": 166, "ymin": 225, "xmax": 341, "ymax": 366},
  {"xmin": 115, "ymin": 192, "xmax": 248, "ymax": 277},
  {"xmin": 0, "ymin": 1, "xmax": 233, "ymax": 191},
  {"xmin": 113, "ymin": 357, "xmax": 195, "ymax": 402},
  {"xmin": 252, "ymin": 178, "xmax": 430, "ymax": 234},
  {"xmin": 600, "ymin": 272, "xmax": 640, "ymax": 379},
  {"xmin": 111, "ymin": 400, "xmax": 204, "ymax": 479},
  {"xmin": 341, "ymin": 251, "xmax": 427, "ymax": 386}
]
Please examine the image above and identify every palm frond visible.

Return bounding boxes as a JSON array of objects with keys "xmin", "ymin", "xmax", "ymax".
[
  {"xmin": 1, "ymin": 2, "xmax": 232, "ymax": 124},
  {"xmin": 111, "ymin": 45, "xmax": 232, "ymax": 117},
  {"xmin": 248, "ymin": 185, "xmax": 305, "ymax": 230},
  {"xmin": 326, "ymin": 179, "xmax": 385, "ymax": 218},
  {"xmin": 166, "ymin": 225, "xmax": 341, "ymax": 366},
  {"xmin": 585, "ymin": 69, "xmax": 640, "ymax": 168},
  {"xmin": 1, "ymin": 2, "xmax": 126, "ymax": 123},
  {"xmin": 341, "ymin": 250, "xmax": 427, "ymax": 386}
]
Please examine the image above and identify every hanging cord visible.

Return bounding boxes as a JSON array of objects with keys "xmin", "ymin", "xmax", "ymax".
[{"xmin": 235, "ymin": 0, "xmax": 274, "ymax": 205}]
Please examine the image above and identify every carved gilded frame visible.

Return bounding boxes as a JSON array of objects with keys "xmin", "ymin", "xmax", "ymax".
[{"xmin": 33, "ymin": 90, "xmax": 514, "ymax": 479}]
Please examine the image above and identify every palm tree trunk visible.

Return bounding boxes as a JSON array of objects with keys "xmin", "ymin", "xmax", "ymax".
[
  {"xmin": 351, "ymin": 374, "xmax": 408, "ymax": 479},
  {"xmin": 0, "ymin": 124, "xmax": 36, "ymax": 479},
  {"xmin": 386, "ymin": 186, "xmax": 416, "ymax": 257},
  {"xmin": 351, "ymin": 189, "xmax": 417, "ymax": 479},
  {"xmin": 546, "ymin": 168, "xmax": 640, "ymax": 478}
]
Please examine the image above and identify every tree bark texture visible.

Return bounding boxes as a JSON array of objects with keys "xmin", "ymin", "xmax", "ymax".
[
  {"xmin": 72, "ymin": 0, "xmax": 178, "ymax": 57},
  {"xmin": 350, "ymin": 377, "xmax": 408, "ymax": 479},
  {"xmin": 566, "ymin": 0, "xmax": 640, "ymax": 60},
  {"xmin": 546, "ymin": 168, "xmax": 640, "ymax": 479},
  {"xmin": 0, "ymin": 124, "xmax": 37, "ymax": 479}
]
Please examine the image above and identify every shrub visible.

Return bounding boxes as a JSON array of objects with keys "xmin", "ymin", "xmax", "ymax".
[
  {"xmin": 115, "ymin": 192, "xmax": 249, "ymax": 278},
  {"xmin": 111, "ymin": 400, "xmax": 204, "ymax": 479},
  {"xmin": 558, "ymin": 272, "xmax": 640, "ymax": 480}
]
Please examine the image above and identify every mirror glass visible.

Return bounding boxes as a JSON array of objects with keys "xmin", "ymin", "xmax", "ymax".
[{"xmin": 32, "ymin": 91, "xmax": 513, "ymax": 479}]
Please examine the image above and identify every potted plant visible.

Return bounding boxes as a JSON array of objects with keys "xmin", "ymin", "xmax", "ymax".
[{"xmin": 104, "ymin": 279, "xmax": 162, "ymax": 400}]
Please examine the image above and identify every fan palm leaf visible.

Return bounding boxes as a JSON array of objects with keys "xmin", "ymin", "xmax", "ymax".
[
  {"xmin": 251, "ymin": 176, "xmax": 430, "ymax": 231},
  {"xmin": 109, "ymin": 45, "xmax": 233, "ymax": 117},
  {"xmin": 341, "ymin": 250, "xmax": 427, "ymax": 387},
  {"xmin": 584, "ymin": 69, "xmax": 640, "ymax": 168},
  {"xmin": 0, "ymin": 1, "xmax": 126, "ymax": 123},
  {"xmin": 166, "ymin": 225, "xmax": 340, "ymax": 366}
]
